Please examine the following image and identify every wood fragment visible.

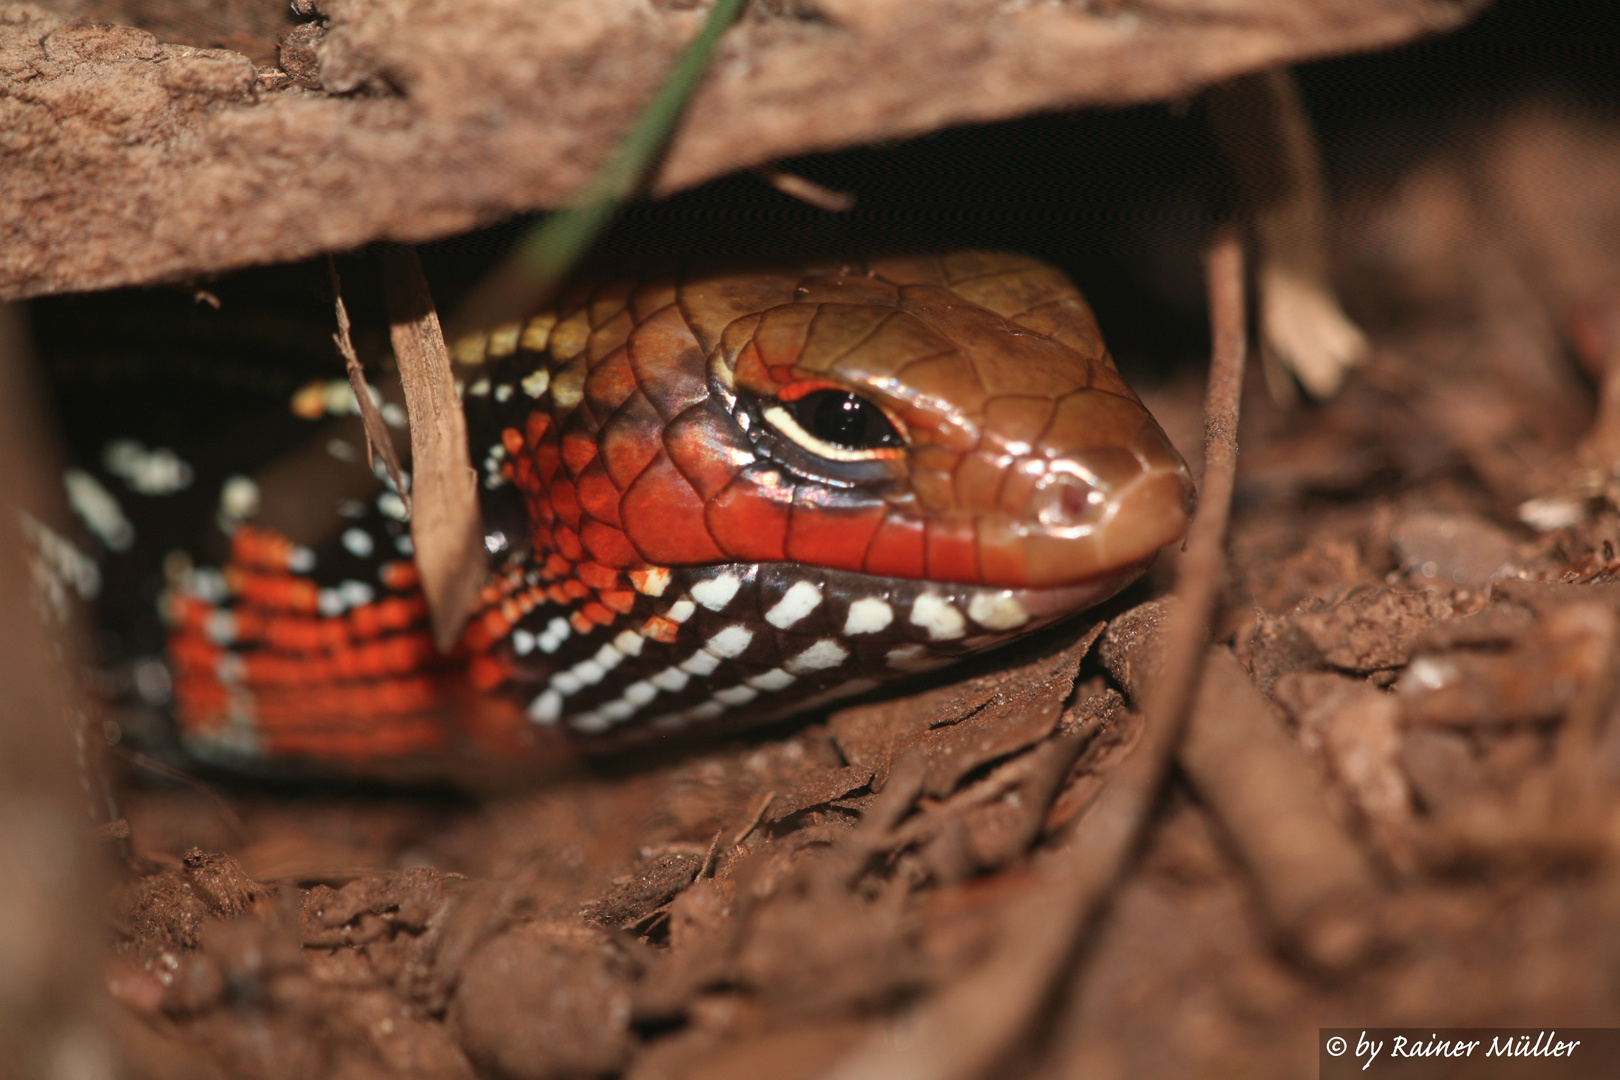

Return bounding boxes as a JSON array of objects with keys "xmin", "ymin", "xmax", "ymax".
[
  {"xmin": 0, "ymin": 0, "xmax": 1487, "ymax": 301},
  {"xmin": 0, "ymin": 301, "xmax": 109, "ymax": 1080},
  {"xmin": 756, "ymin": 169, "xmax": 857, "ymax": 212},
  {"xmin": 728, "ymin": 792, "xmax": 777, "ymax": 850},
  {"xmin": 329, "ymin": 258, "xmax": 409, "ymax": 506},
  {"xmin": 379, "ymin": 246, "xmax": 486, "ymax": 652},
  {"xmin": 1205, "ymin": 69, "xmax": 1368, "ymax": 399}
]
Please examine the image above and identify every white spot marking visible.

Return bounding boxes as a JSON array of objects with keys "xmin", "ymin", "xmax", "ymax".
[
  {"xmin": 632, "ymin": 566, "xmax": 670, "ymax": 596},
  {"xmin": 288, "ymin": 546, "xmax": 316, "ymax": 573},
  {"xmin": 612, "ymin": 629, "xmax": 644, "ymax": 656},
  {"xmin": 512, "ymin": 628, "xmax": 536, "ymax": 656},
  {"xmin": 844, "ymin": 597, "xmax": 894, "ymax": 635},
  {"xmin": 598, "ymin": 699, "xmax": 637, "ymax": 722},
  {"xmin": 528, "ymin": 689, "xmax": 562, "ymax": 724},
  {"xmin": 538, "ymin": 616, "xmax": 570, "ymax": 654},
  {"xmin": 652, "ymin": 667, "xmax": 690, "ymax": 692},
  {"xmin": 570, "ymin": 711, "xmax": 612, "ymax": 734},
  {"xmin": 467, "ymin": 377, "xmax": 491, "ymax": 397},
  {"xmin": 521, "ymin": 368, "xmax": 551, "ymax": 398},
  {"xmin": 494, "ymin": 384, "xmax": 514, "ymax": 403},
  {"xmin": 377, "ymin": 492, "xmax": 409, "ymax": 521},
  {"xmin": 747, "ymin": 667, "xmax": 796, "ymax": 692},
  {"xmin": 64, "ymin": 470, "xmax": 134, "ymax": 551},
  {"xmin": 592, "ymin": 643, "xmax": 626, "ymax": 671},
  {"xmin": 624, "ymin": 681, "xmax": 658, "ymax": 706},
  {"xmin": 104, "ymin": 440, "xmax": 193, "ymax": 495},
  {"xmin": 667, "ymin": 599, "xmax": 696, "ymax": 623},
  {"xmin": 394, "ymin": 534, "xmax": 415, "ymax": 556},
  {"xmin": 786, "ymin": 639, "xmax": 849, "ymax": 674},
  {"xmin": 967, "ymin": 592, "xmax": 1029, "ymax": 631},
  {"xmin": 680, "ymin": 650, "xmax": 721, "ymax": 676},
  {"xmin": 705, "ymin": 625, "xmax": 753, "ymax": 659},
  {"xmin": 342, "ymin": 528, "xmax": 375, "ymax": 559},
  {"xmin": 715, "ymin": 684, "xmax": 758, "ymax": 706},
  {"xmin": 318, "ymin": 589, "xmax": 345, "ymax": 617},
  {"xmin": 320, "ymin": 381, "xmax": 353, "ymax": 415},
  {"xmin": 692, "ymin": 573, "xmax": 742, "ymax": 612},
  {"xmin": 571, "ymin": 659, "xmax": 607, "ymax": 685},
  {"xmin": 219, "ymin": 475, "xmax": 261, "ymax": 521},
  {"xmin": 551, "ymin": 670, "xmax": 584, "ymax": 695},
  {"xmin": 766, "ymin": 581, "xmax": 822, "ymax": 629},
  {"xmin": 205, "ymin": 610, "xmax": 236, "ymax": 645},
  {"xmin": 340, "ymin": 580, "xmax": 374, "ymax": 608},
  {"xmin": 687, "ymin": 701, "xmax": 726, "ymax": 721},
  {"xmin": 910, "ymin": 593, "xmax": 966, "ymax": 641},
  {"xmin": 189, "ymin": 568, "xmax": 227, "ymax": 604}
]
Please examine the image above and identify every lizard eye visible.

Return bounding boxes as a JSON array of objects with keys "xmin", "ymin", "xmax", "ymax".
[{"xmin": 762, "ymin": 390, "xmax": 905, "ymax": 462}]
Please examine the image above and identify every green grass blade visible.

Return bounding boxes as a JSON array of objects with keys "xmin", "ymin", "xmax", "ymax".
[{"xmin": 513, "ymin": 0, "xmax": 749, "ymax": 291}]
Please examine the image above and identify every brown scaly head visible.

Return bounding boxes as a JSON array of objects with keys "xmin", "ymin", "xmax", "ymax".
[{"xmin": 167, "ymin": 252, "xmax": 1192, "ymax": 768}]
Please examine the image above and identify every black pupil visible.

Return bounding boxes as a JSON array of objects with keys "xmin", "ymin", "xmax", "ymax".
[{"xmin": 793, "ymin": 391, "xmax": 901, "ymax": 450}]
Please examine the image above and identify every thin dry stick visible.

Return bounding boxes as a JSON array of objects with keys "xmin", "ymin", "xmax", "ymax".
[
  {"xmin": 1139, "ymin": 230, "xmax": 1246, "ymax": 729},
  {"xmin": 728, "ymin": 791, "xmax": 777, "ymax": 849},
  {"xmin": 1205, "ymin": 70, "xmax": 1366, "ymax": 399},
  {"xmin": 378, "ymin": 246, "xmax": 486, "ymax": 652},
  {"xmin": 756, "ymin": 168, "xmax": 857, "ymax": 212},
  {"xmin": 329, "ymin": 259, "xmax": 409, "ymax": 508},
  {"xmin": 825, "ymin": 232, "xmax": 1247, "ymax": 1080}
]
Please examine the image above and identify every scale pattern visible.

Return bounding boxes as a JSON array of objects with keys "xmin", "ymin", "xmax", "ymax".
[{"xmin": 167, "ymin": 252, "xmax": 1193, "ymax": 766}]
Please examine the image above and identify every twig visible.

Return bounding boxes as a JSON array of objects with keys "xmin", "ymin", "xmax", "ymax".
[
  {"xmin": 756, "ymin": 168, "xmax": 857, "ymax": 212},
  {"xmin": 697, "ymin": 826, "xmax": 725, "ymax": 879},
  {"xmin": 379, "ymin": 245, "xmax": 486, "ymax": 652},
  {"xmin": 1205, "ymin": 69, "xmax": 1366, "ymax": 399},
  {"xmin": 1138, "ymin": 229, "xmax": 1247, "ymax": 728},
  {"xmin": 823, "ymin": 231, "xmax": 1248, "ymax": 1080},
  {"xmin": 328, "ymin": 258, "xmax": 409, "ymax": 508},
  {"xmin": 728, "ymin": 791, "xmax": 776, "ymax": 850}
]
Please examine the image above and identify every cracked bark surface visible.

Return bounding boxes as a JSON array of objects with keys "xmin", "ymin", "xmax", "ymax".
[{"xmin": 2, "ymin": 0, "xmax": 1481, "ymax": 299}]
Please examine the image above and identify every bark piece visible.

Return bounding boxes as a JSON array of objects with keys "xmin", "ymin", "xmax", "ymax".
[
  {"xmin": 381, "ymin": 246, "xmax": 485, "ymax": 651},
  {"xmin": 1, "ymin": 0, "xmax": 1484, "ymax": 298}
]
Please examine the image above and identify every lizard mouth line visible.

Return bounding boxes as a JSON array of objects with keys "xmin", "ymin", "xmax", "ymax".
[{"xmin": 524, "ymin": 555, "xmax": 1158, "ymax": 744}]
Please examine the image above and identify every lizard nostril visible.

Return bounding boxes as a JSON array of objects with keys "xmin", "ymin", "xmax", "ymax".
[{"xmin": 1033, "ymin": 471, "xmax": 1108, "ymax": 533}]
